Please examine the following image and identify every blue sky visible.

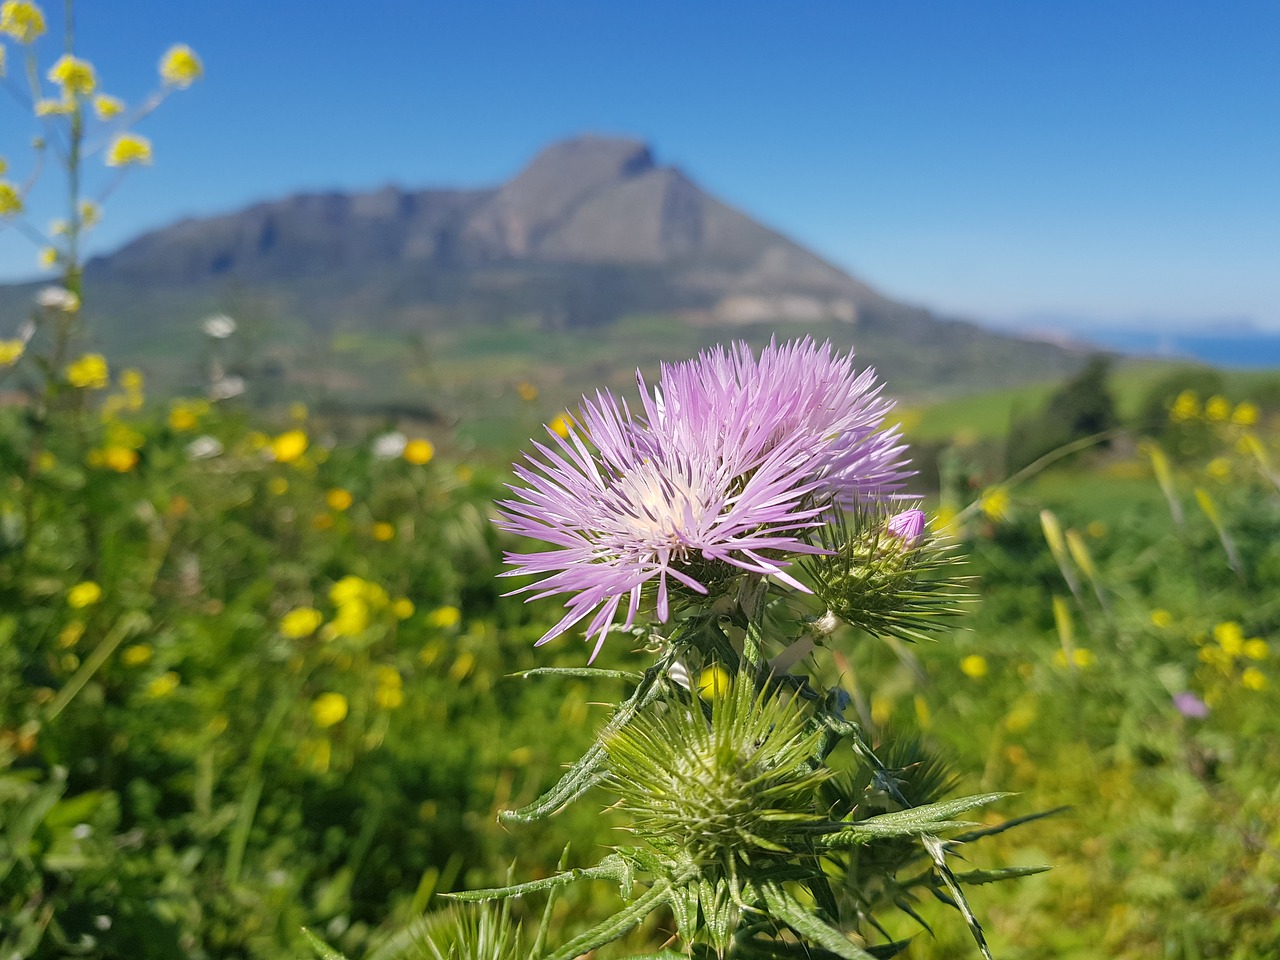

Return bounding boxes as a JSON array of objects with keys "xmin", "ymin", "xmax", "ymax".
[{"xmin": 2, "ymin": 0, "xmax": 1277, "ymax": 329}]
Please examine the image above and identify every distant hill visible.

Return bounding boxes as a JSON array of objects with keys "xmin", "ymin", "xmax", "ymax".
[{"xmin": 0, "ymin": 135, "xmax": 1086, "ymax": 424}]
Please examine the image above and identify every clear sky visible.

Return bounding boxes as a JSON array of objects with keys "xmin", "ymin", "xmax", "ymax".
[{"xmin": 2, "ymin": 0, "xmax": 1277, "ymax": 329}]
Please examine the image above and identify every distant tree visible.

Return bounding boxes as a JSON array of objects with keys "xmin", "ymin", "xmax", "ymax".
[{"xmin": 1005, "ymin": 354, "xmax": 1118, "ymax": 473}]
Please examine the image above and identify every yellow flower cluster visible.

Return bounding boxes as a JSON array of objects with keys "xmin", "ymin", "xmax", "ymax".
[
  {"xmin": 373, "ymin": 666, "xmax": 403, "ymax": 710},
  {"xmin": 325, "ymin": 575, "xmax": 391, "ymax": 639},
  {"xmin": 67, "ymin": 580, "xmax": 102, "ymax": 608},
  {"xmin": 0, "ymin": 338, "xmax": 23, "ymax": 366},
  {"xmin": 48, "ymin": 54, "xmax": 95, "ymax": 96},
  {"xmin": 100, "ymin": 368, "xmax": 145, "ymax": 419},
  {"xmin": 979, "ymin": 486, "xmax": 1010, "ymax": 523},
  {"xmin": 270, "ymin": 429, "xmax": 308, "ymax": 464},
  {"xmin": 960, "ymin": 653, "xmax": 988, "ymax": 679},
  {"xmin": 425, "ymin": 605, "xmax": 460, "ymax": 630},
  {"xmin": 105, "ymin": 133, "xmax": 152, "ymax": 167},
  {"xmin": 0, "ymin": 1, "xmax": 45, "ymax": 43},
  {"xmin": 0, "ymin": 181, "xmax": 21, "ymax": 215},
  {"xmin": 311, "ymin": 692, "xmax": 348, "ymax": 728},
  {"xmin": 168, "ymin": 397, "xmax": 208, "ymax": 431},
  {"xmin": 93, "ymin": 93, "xmax": 124, "ymax": 119},
  {"xmin": 159, "ymin": 44, "xmax": 203, "ymax": 88},
  {"xmin": 66, "ymin": 353, "xmax": 108, "ymax": 389},
  {"xmin": 87, "ymin": 419, "xmax": 145, "ymax": 473},
  {"xmin": 403, "ymin": 438, "xmax": 434, "ymax": 465},
  {"xmin": 1197, "ymin": 620, "xmax": 1269, "ymax": 695},
  {"xmin": 1170, "ymin": 390, "xmax": 1258, "ymax": 427},
  {"xmin": 279, "ymin": 607, "xmax": 323, "ymax": 639},
  {"xmin": 548, "ymin": 413, "xmax": 573, "ymax": 438},
  {"xmin": 326, "ymin": 488, "xmax": 353, "ymax": 511}
]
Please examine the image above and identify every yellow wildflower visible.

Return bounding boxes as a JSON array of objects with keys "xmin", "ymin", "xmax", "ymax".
[
  {"xmin": 146, "ymin": 671, "xmax": 180, "ymax": 699},
  {"xmin": 374, "ymin": 683, "xmax": 404, "ymax": 710},
  {"xmin": 1206, "ymin": 457, "xmax": 1230, "ymax": 482},
  {"xmin": 960, "ymin": 654, "xmax": 988, "ymax": 679},
  {"xmin": 373, "ymin": 666, "xmax": 404, "ymax": 710},
  {"xmin": 66, "ymin": 353, "xmax": 109, "ymax": 389},
  {"xmin": 0, "ymin": 1, "xmax": 45, "ymax": 43},
  {"xmin": 1169, "ymin": 390, "xmax": 1199, "ymax": 422},
  {"xmin": 1198, "ymin": 645, "xmax": 1233, "ymax": 671},
  {"xmin": 38, "ymin": 246, "xmax": 58, "ymax": 268},
  {"xmin": 1004, "ymin": 699, "xmax": 1038, "ymax": 733},
  {"xmin": 391, "ymin": 598, "xmax": 415, "ymax": 620},
  {"xmin": 0, "ymin": 180, "xmax": 21, "ymax": 215},
  {"xmin": 326, "ymin": 488, "xmax": 353, "ymax": 511},
  {"xmin": 548, "ymin": 413, "xmax": 573, "ymax": 438},
  {"xmin": 326, "ymin": 598, "xmax": 370, "ymax": 638},
  {"xmin": 329, "ymin": 575, "xmax": 369, "ymax": 607},
  {"xmin": 372, "ymin": 521, "xmax": 395, "ymax": 542},
  {"xmin": 105, "ymin": 133, "xmax": 152, "ymax": 167},
  {"xmin": 1231, "ymin": 402, "xmax": 1259, "ymax": 426},
  {"xmin": 34, "ymin": 97, "xmax": 71, "ymax": 116},
  {"xmin": 979, "ymin": 486, "xmax": 1009, "ymax": 522},
  {"xmin": 279, "ymin": 607, "xmax": 323, "ymax": 639},
  {"xmin": 1214, "ymin": 621, "xmax": 1245, "ymax": 657},
  {"xmin": 1053, "ymin": 648, "xmax": 1095, "ymax": 669},
  {"xmin": 79, "ymin": 200, "xmax": 101, "ymax": 228},
  {"xmin": 100, "ymin": 446, "xmax": 138, "ymax": 473},
  {"xmin": 0, "ymin": 339, "xmax": 23, "ymax": 365},
  {"xmin": 159, "ymin": 44, "xmax": 203, "ymax": 88},
  {"xmin": 92, "ymin": 94, "xmax": 124, "ymax": 120},
  {"xmin": 403, "ymin": 438, "xmax": 434, "ymax": 465},
  {"xmin": 121, "ymin": 643, "xmax": 153, "ymax": 667},
  {"xmin": 58, "ymin": 621, "xmax": 84, "ymax": 647},
  {"xmin": 1241, "ymin": 667, "xmax": 1267, "ymax": 691},
  {"xmin": 448, "ymin": 652, "xmax": 475, "ymax": 682},
  {"xmin": 311, "ymin": 692, "xmax": 348, "ymax": 728},
  {"xmin": 67, "ymin": 581, "xmax": 102, "ymax": 608},
  {"xmin": 48, "ymin": 54, "xmax": 95, "ymax": 96},
  {"xmin": 426, "ymin": 605, "xmax": 461, "ymax": 629},
  {"xmin": 1149, "ymin": 608, "xmax": 1173, "ymax": 629},
  {"xmin": 1244, "ymin": 638, "xmax": 1269, "ymax": 661},
  {"xmin": 269, "ymin": 429, "xmax": 308, "ymax": 463},
  {"xmin": 516, "ymin": 380, "xmax": 538, "ymax": 401},
  {"xmin": 1203, "ymin": 395, "xmax": 1230, "ymax": 422},
  {"xmin": 696, "ymin": 664, "xmax": 731, "ymax": 700}
]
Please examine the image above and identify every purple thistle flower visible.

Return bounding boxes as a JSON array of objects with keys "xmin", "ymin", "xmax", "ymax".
[{"xmin": 498, "ymin": 339, "xmax": 911, "ymax": 659}]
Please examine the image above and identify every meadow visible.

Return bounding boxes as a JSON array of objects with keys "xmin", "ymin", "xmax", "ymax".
[
  {"xmin": 3, "ymin": 5, "xmax": 1279, "ymax": 957},
  {"xmin": 3, "ymin": 328, "xmax": 1279, "ymax": 958}
]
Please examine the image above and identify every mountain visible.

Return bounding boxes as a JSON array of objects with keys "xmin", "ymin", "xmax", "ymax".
[
  {"xmin": 1, "ymin": 135, "xmax": 1085, "ymax": 423},
  {"xmin": 85, "ymin": 136, "xmax": 886, "ymax": 329}
]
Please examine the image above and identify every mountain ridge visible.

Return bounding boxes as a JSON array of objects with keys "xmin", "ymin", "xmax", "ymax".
[{"xmin": 0, "ymin": 134, "xmax": 1086, "ymax": 413}]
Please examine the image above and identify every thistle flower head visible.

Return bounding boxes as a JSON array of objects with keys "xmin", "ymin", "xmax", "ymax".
[
  {"xmin": 604, "ymin": 678, "xmax": 830, "ymax": 880},
  {"xmin": 499, "ymin": 339, "xmax": 911, "ymax": 658}
]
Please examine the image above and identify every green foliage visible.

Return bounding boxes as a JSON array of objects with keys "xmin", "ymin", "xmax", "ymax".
[{"xmin": 1005, "ymin": 354, "xmax": 1118, "ymax": 473}]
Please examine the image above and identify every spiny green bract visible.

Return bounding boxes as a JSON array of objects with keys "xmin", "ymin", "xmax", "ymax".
[
  {"xmin": 603, "ymin": 677, "xmax": 830, "ymax": 879},
  {"xmin": 805, "ymin": 505, "xmax": 971, "ymax": 644}
]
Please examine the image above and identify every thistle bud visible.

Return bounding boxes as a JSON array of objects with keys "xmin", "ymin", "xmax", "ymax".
[{"xmin": 886, "ymin": 508, "xmax": 926, "ymax": 547}]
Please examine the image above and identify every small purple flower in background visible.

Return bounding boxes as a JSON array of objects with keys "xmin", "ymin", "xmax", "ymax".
[
  {"xmin": 887, "ymin": 508, "xmax": 927, "ymax": 547},
  {"xmin": 498, "ymin": 339, "xmax": 911, "ymax": 659},
  {"xmin": 1173, "ymin": 691, "xmax": 1210, "ymax": 719}
]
